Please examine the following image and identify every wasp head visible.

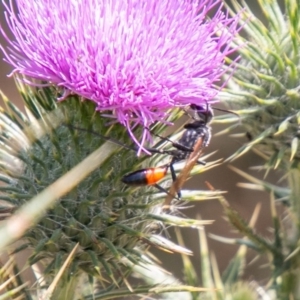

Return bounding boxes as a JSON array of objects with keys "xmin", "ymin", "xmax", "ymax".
[{"xmin": 190, "ymin": 103, "xmax": 213, "ymax": 124}]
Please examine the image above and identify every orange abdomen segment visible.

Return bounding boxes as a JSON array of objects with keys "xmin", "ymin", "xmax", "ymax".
[
  {"xmin": 145, "ymin": 166, "xmax": 168, "ymax": 185},
  {"xmin": 122, "ymin": 165, "xmax": 168, "ymax": 186}
]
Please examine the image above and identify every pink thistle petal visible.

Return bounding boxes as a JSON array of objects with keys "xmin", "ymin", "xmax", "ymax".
[{"xmin": 1, "ymin": 0, "xmax": 241, "ymax": 149}]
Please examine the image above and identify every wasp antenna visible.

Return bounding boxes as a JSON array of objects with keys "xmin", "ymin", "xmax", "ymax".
[
  {"xmin": 63, "ymin": 123, "xmax": 137, "ymax": 152},
  {"xmin": 211, "ymin": 106, "xmax": 240, "ymax": 122}
]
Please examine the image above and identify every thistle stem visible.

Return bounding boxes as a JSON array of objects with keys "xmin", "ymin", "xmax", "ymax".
[{"xmin": 288, "ymin": 166, "xmax": 300, "ymax": 230}]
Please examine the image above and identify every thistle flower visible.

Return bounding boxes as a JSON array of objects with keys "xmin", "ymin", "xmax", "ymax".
[{"xmin": 1, "ymin": 0, "xmax": 240, "ymax": 148}]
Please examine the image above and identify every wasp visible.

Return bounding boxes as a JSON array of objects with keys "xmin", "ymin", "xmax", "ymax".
[
  {"xmin": 65, "ymin": 103, "xmax": 214, "ymax": 200},
  {"xmin": 122, "ymin": 103, "xmax": 213, "ymax": 199},
  {"xmin": 121, "ymin": 164, "xmax": 169, "ymax": 194}
]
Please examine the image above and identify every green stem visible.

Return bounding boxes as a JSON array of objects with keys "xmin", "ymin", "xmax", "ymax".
[
  {"xmin": 288, "ymin": 166, "xmax": 300, "ymax": 231},
  {"xmin": 278, "ymin": 165, "xmax": 300, "ymax": 299}
]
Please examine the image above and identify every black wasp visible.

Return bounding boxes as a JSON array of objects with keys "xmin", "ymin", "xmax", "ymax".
[
  {"xmin": 122, "ymin": 103, "xmax": 213, "ymax": 198},
  {"xmin": 65, "ymin": 103, "xmax": 214, "ymax": 199}
]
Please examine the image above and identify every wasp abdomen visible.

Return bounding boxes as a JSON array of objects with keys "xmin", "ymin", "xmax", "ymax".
[{"xmin": 122, "ymin": 166, "xmax": 168, "ymax": 186}]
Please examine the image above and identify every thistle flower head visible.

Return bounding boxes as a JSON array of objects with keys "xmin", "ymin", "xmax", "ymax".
[
  {"xmin": 1, "ymin": 0, "xmax": 240, "ymax": 147},
  {"xmin": 220, "ymin": 0, "xmax": 300, "ymax": 170}
]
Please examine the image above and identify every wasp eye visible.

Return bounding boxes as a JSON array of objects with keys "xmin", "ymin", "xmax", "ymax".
[
  {"xmin": 190, "ymin": 104, "xmax": 200, "ymax": 110},
  {"xmin": 190, "ymin": 104, "xmax": 206, "ymax": 112}
]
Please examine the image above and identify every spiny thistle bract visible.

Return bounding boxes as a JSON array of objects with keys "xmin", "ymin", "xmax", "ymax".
[
  {"xmin": 174, "ymin": 221, "xmax": 264, "ymax": 300},
  {"xmin": 220, "ymin": 0, "xmax": 300, "ymax": 171}
]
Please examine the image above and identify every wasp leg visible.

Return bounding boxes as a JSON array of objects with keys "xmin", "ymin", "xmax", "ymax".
[
  {"xmin": 197, "ymin": 160, "xmax": 206, "ymax": 166},
  {"xmin": 169, "ymin": 163, "xmax": 182, "ymax": 199},
  {"xmin": 145, "ymin": 127, "xmax": 194, "ymax": 153},
  {"xmin": 153, "ymin": 183, "xmax": 181, "ymax": 201}
]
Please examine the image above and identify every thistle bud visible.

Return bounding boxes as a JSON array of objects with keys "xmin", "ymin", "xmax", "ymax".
[{"xmin": 221, "ymin": 0, "xmax": 300, "ymax": 170}]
